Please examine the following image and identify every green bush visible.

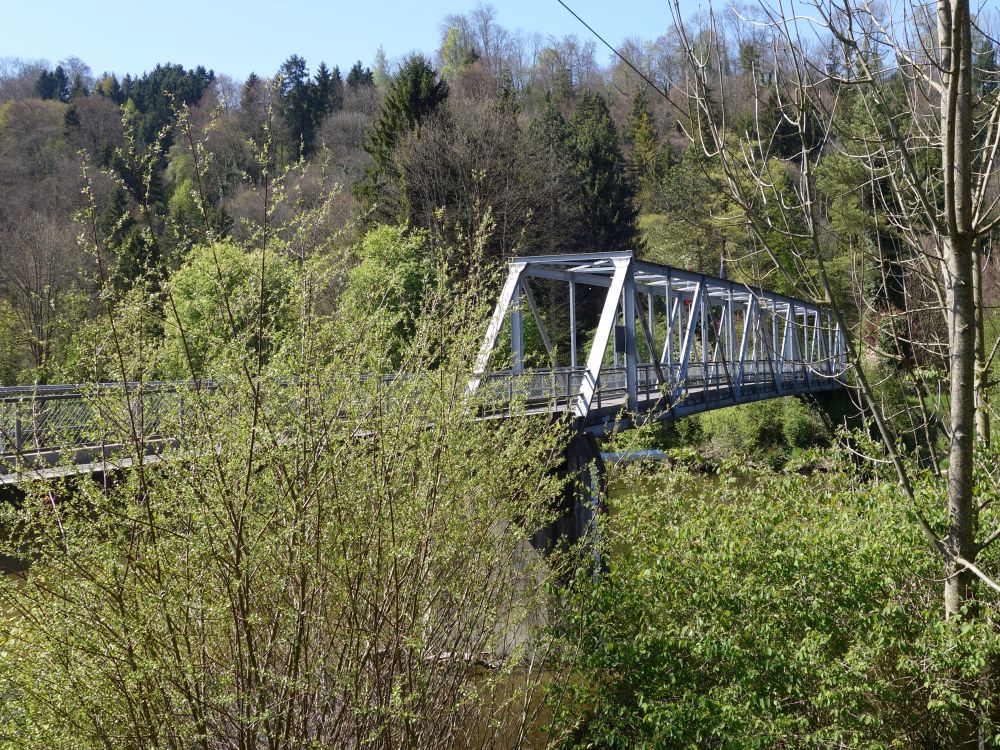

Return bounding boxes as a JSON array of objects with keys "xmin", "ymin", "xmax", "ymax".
[
  {"xmin": 782, "ymin": 396, "xmax": 830, "ymax": 449},
  {"xmin": 161, "ymin": 239, "xmax": 298, "ymax": 377},
  {"xmin": 547, "ymin": 463, "xmax": 999, "ymax": 747},
  {"xmin": 693, "ymin": 397, "xmax": 829, "ymax": 458},
  {"xmin": 338, "ymin": 224, "xmax": 435, "ymax": 368}
]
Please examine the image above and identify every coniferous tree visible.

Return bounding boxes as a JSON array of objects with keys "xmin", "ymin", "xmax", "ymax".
[
  {"xmin": 626, "ymin": 87, "xmax": 667, "ymax": 212},
  {"xmin": 35, "ymin": 65, "xmax": 69, "ymax": 102},
  {"xmin": 93, "ymin": 73, "xmax": 123, "ymax": 103},
  {"xmin": 279, "ymin": 54, "xmax": 317, "ymax": 158},
  {"xmin": 346, "ymin": 61, "xmax": 375, "ymax": 91},
  {"xmin": 313, "ymin": 62, "xmax": 343, "ymax": 119},
  {"xmin": 359, "ymin": 55, "xmax": 448, "ymax": 209},
  {"xmin": 568, "ymin": 92, "xmax": 640, "ymax": 253},
  {"xmin": 373, "ymin": 46, "xmax": 390, "ymax": 89},
  {"xmin": 528, "ymin": 94, "xmax": 580, "ymax": 256}
]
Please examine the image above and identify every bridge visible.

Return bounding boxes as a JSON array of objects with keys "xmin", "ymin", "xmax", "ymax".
[
  {"xmin": 1, "ymin": 252, "xmax": 846, "ymax": 482},
  {"xmin": 468, "ymin": 252, "xmax": 846, "ymax": 432}
]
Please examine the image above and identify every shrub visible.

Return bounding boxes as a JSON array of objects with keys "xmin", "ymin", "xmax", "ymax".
[
  {"xmin": 547, "ymin": 463, "xmax": 999, "ymax": 747},
  {"xmin": 689, "ymin": 397, "xmax": 830, "ymax": 459},
  {"xmin": 0, "ymin": 261, "xmax": 566, "ymax": 749}
]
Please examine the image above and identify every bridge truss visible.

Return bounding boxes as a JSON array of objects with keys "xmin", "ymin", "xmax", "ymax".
[{"xmin": 470, "ymin": 252, "xmax": 847, "ymax": 432}]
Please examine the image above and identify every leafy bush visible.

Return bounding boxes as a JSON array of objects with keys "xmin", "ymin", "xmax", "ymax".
[
  {"xmin": 547, "ymin": 463, "xmax": 1000, "ymax": 747},
  {"xmin": 0, "ymin": 259, "xmax": 566, "ymax": 749},
  {"xmin": 781, "ymin": 396, "xmax": 830, "ymax": 449},
  {"xmin": 161, "ymin": 239, "xmax": 298, "ymax": 377},
  {"xmin": 338, "ymin": 224, "xmax": 436, "ymax": 368},
  {"xmin": 694, "ymin": 396, "xmax": 830, "ymax": 458}
]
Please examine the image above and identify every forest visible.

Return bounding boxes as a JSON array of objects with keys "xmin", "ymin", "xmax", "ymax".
[{"xmin": 1, "ymin": 0, "xmax": 1000, "ymax": 746}]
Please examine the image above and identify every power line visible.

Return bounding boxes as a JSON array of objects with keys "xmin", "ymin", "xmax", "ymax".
[{"xmin": 554, "ymin": 0, "xmax": 675, "ymax": 105}]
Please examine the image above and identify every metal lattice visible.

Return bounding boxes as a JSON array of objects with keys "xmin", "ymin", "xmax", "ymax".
[{"xmin": 469, "ymin": 252, "xmax": 847, "ymax": 431}]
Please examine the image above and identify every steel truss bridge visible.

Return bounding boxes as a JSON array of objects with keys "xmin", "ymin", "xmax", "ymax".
[
  {"xmin": 1, "ymin": 252, "xmax": 846, "ymax": 481},
  {"xmin": 468, "ymin": 252, "xmax": 847, "ymax": 432}
]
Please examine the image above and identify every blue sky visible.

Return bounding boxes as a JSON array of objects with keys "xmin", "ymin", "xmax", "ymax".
[{"xmin": 5, "ymin": 0, "xmax": 702, "ymax": 81}]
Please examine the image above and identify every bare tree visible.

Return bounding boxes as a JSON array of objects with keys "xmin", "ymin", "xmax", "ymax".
[{"xmin": 670, "ymin": 0, "xmax": 1000, "ymax": 740}]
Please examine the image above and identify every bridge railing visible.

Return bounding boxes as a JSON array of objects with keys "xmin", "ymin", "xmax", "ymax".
[
  {"xmin": 474, "ymin": 358, "xmax": 841, "ymax": 422},
  {"xmin": 0, "ymin": 382, "xmax": 220, "ymax": 457}
]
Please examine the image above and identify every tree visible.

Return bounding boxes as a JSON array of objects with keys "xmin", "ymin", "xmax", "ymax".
[
  {"xmin": 526, "ymin": 95, "xmax": 582, "ymax": 256},
  {"xmin": 339, "ymin": 224, "xmax": 434, "ymax": 365},
  {"xmin": 626, "ymin": 87, "xmax": 668, "ymax": 212},
  {"xmin": 313, "ymin": 61, "xmax": 343, "ymax": 118},
  {"xmin": 360, "ymin": 55, "xmax": 448, "ymax": 207},
  {"xmin": 161, "ymin": 240, "xmax": 297, "ymax": 377},
  {"xmin": 0, "ymin": 194, "xmax": 563, "ymax": 747},
  {"xmin": 373, "ymin": 46, "xmax": 391, "ymax": 89},
  {"xmin": 346, "ymin": 60, "xmax": 374, "ymax": 91},
  {"xmin": 117, "ymin": 63, "xmax": 215, "ymax": 145},
  {"xmin": 670, "ymin": 1, "xmax": 1000, "ymax": 742},
  {"xmin": 439, "ymin": 25, "xmax": 481, "ymax": 81},
  {"xmin": 568, "ymin": 92, "xmax": 640, "ymax": 254},
  {"xmin": 35, "ymin": 65, "xmax": 69, "ymax": 102},
  {"xmin": 278, "ymin": 54, "xmax": 317, "ymax": 158}
]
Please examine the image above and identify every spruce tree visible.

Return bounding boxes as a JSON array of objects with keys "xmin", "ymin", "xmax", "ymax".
[
  {"xmin": 626, "ymin": 87, "xmax": 667, "ymax": 212},
  {"xmin": 363, "ymin": 55, "xmax": 448, "ymax": 178},
  {"xmin": 346, "ymin": 61, "xmax": 375, "ymax": 91},
  {"xmin": 313, "ymin": 62, "xmax": 343, "ymax": 118},
  {"xmin": 278, "ymin": 55, "xmax": 318, "ymax": 158},
  {"xmin": 568, "ymin": 92, "xmax": 640, "ymax": 253}
]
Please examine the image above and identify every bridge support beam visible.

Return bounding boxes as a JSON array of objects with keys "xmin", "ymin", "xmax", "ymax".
[
  {"xmin": 532, "ymin": 431, "xmax": 604, "ymax": 555},
  {"xmin": 575, "ymin": 257, "xmax": 630, "ymax": 419},
  {"xmin": 623, "ymin": 270, "xmax": 638, "ymax": 412}
]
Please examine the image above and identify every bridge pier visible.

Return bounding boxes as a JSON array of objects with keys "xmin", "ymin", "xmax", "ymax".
[{"xmin": 532, "ymin": 431, "xmax": 605, "ymax": 555}]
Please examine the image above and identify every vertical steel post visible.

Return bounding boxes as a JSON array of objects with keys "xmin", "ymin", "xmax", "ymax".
[
  {"xmin": 624, "ymin": 268, "xmax": 638, "ymax": 412},
  {"xmin": 511, "ymin": 281, "xmax": 524, "ymax": 375},
  {"xmin": 647, "ymin": 292, "xmax": 654, "ymax": 364},
  {"xmin": 700, "ymin": 281, "xmax": 709, "ymax": 390},
  {"xmin": 727, "ymin": 287, "xmax": 735, "ymax": 365},
  {"xmin": 569, "ymin": 280, "xmax": 577, "ymax": 368},
  {"xmin": 772, "ymin": 299, "xmax": 780, "ymax": 391}
]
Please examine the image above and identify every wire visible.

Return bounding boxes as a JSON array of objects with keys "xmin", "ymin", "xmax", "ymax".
[{"xmin": 554, "ymin": 0, "xmax": 675, "ymax": 105}]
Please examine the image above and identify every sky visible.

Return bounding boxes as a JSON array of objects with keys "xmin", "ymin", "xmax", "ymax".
[{"xmin": 3, "ymin": 0, "xmax": 701, "ymax": 82}]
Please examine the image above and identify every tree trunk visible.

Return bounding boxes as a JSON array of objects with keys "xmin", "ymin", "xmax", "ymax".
[
  {"xmin": 940, "ymin": 0, "xmax": 980, "ymax": 744},
  {"xmin": 974, "ymin": 247, "xmax": 990, "ymax": 446},
  {"xmin": 940, "ymin": 0, "xmax": 978, "ymax": 615}
]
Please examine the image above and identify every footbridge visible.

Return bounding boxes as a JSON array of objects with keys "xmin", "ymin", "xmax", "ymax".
[
  {"xmin": 1, "ymin": 252, "xmax": 846, "ymax": 482},
  {"xmin": 468, "ymin": 251, "xmax": 847, "ymax": 433}
]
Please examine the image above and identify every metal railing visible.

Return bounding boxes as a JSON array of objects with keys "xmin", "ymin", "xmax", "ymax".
[{"xmin": 1, "ymin": 358, "xmax": 842, "ymax": 465}]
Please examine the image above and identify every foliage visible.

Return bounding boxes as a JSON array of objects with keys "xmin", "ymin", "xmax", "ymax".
[
  {"xmin": 567, "ymin": 92, "xmax": 640, "ymax": 255},
  {"xmin": 364, "ymin": 55, "xmax": 448, "ymax": 178},
  {"xmin": 547, "ymin": 460, "xmax": 1000, "ymax": 747},
  {"xmin": 0, "ymin": 258, "xmax": 566, "ymax": 748},
  {"xmin": 625, "ymin": 87, "xmax": 668, "ymax": 213},
  {"xmin": 108, "ymin": 63, "xmax": 215, "ymax": 146},
  {"xmin": 667, "ymin": 396, "xmax": 830, "ymax": 463},
  {"xmin": 338, "ymin": 224, "xmax": 435, "ymax": 367},
  {"xmin": 160, "ymin": 239, "xmax": 298, "ymax": 378}
]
